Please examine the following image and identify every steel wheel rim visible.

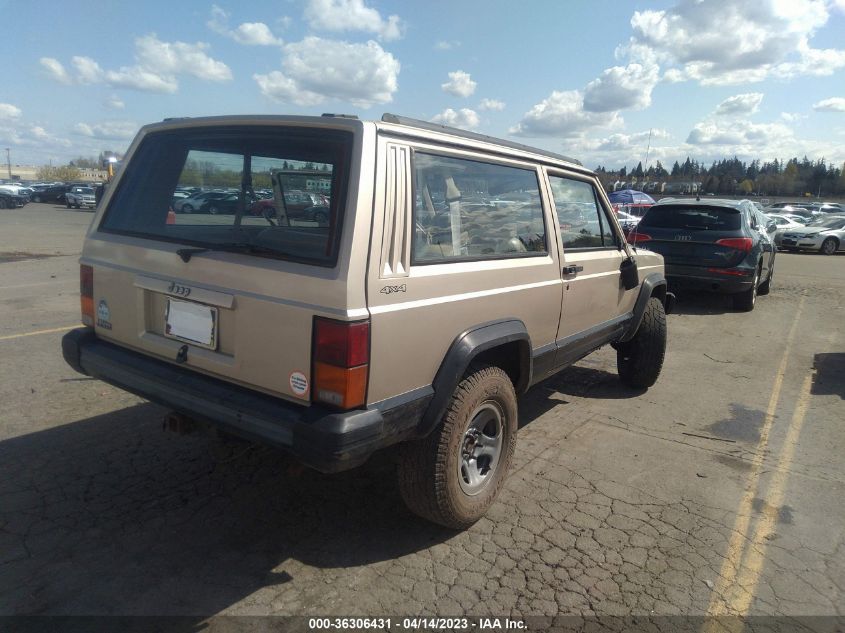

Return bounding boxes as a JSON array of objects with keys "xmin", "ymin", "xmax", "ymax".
[
  {"xmin": 823, "ymin": 239, "xmax": 836, "ymax": 255},
  {"xmin": 458, "ymin": 402, "xmax": 504, "ymax": 496}
]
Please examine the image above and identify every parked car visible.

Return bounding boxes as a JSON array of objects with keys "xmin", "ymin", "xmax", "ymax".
[
  {"xmin": 817, "ymin": 203, "xmax": 843, "ymax": 214},
  {"xmin": 65, "ymin": 186, "xmax": 97, "ymax": 209},
  {"xmin": 249, "ymin": 190, "xmax": 330, "ymax": 223},
  {"xmin": 630, "ymin": 198, "xmax": 775, "ymax": 311},
  {"xmin": 174, "ymin": 191, "xmax": 229, "ymax": 213},
  {"xmin": 30, "ymin": 183, "xmax": 70, "ymax": 204},
  {"xmin": 780, "ymin": 215, "xmax": 845, "ymax": 255},
  {"xmin": 765, "ymin": 213, "xmax": 807, "ymax": 248},
  {"xmin": 61, "ymin": 112, "xmax": 673, "ymax": 529},
  {"xmin": 0, "ymin": 188, "xmax": 28, "ymax": 208}
]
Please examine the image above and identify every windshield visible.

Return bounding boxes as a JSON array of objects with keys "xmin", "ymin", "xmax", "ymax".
[
  {"xmin": 100, "ymin": 125, "xmax": 351, "ymax": 266},
  {"xmin": 638, "ymin": 204, "xmax": 741, "ymax": 230},
  {"xmin": 808, "ymin": 217, "xmax": 845, "ymax": 229}
]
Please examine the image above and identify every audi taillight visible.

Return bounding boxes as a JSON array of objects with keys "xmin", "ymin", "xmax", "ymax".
[
  {"xmin": 716, "ymin": 237, "xmax": 753, "ymax": 253},
  {"xmin": 312, "ymin": 317, "xmax": 369, "ymax": 409},
  {"xmin": 630, "ymin": 231, "xmax": 652, "ymax": 243},
  {"xmin": 80, "ymin": 264, "xmax": 94, "ymax": 326}
]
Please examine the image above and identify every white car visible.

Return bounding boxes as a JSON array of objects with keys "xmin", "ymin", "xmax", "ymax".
[
  {"xmin": 766, "ymin": 213, "xmax": 808, "ymax": 248},
  {"xmin": 780, "ymin": 216, "xmax": 845, "ymax": 255}
]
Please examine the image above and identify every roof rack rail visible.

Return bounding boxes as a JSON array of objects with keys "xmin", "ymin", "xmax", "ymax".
[
  {"xmin": 322, "ymin": 113, "xmax": 359, "ymax": 119},
  {"xmin": 380, "ymin": 113, "xmax": 582, "ymax": 166}
]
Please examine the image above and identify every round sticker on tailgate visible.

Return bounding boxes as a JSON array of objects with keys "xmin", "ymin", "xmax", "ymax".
[{"xmin": 289, "ymin": 371, "xmax": 309, "ymax": 396}]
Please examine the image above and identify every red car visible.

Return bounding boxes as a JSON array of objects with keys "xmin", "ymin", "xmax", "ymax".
[{"xmin": 249, "ymin": 191, "xmax": 330, "ymax": 223}]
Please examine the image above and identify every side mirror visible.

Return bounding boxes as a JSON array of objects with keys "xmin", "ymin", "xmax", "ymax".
[
  {"xmin": 767, "ymin": 221, "xmax": 777, "ymax": 232},
  {"xmin": 620, "ymin": 256, "xmax": 639, "ymax": 290}
]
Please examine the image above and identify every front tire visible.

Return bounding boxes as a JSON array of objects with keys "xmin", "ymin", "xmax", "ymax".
[
  {"xmin": 397, "ymin": 366, "xmax": 517, "ymax": 529},
  {"xmin": 821, "ymin": 237, "xmax": 838, "ymax": 256},
  {"xmin": 617, "ymin": 297, "xmax": 667, "ymax": 389}
]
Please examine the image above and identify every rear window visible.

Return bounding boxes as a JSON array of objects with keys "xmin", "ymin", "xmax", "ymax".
[
  {"xmin": 100, "ymin": 125, "xmax": 352, "ymax": 266},
  {"xmin": 639, "ymin": 205, "xmax": 741, "ymax": 231}
]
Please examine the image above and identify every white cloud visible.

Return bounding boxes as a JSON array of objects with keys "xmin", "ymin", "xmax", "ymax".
[
  {"xmin": 304, "ymin": 0, "xmax": 403, "ymax": 41},
  {"xmin": 208, "ymin": 5, "xmax": 282, "ymax": 46},
  {"xmin": 583, "ymin": 62, "xmax": 659, "ymax": 112},
  {"xmin": 686, "ymin": 120, "xmax": 793, "ymax": 146},
  {"xmin": 105, "ymin": 67, "xmax": 179, "ymax": 93},
  {"xmin": 478, "ymin": 98, "xmax": 505, "ymax": 112},
  {"xmin": 71, "ymin": 56, "xmax": 104, "ymax": 84},
  {"xmin": 105, "ymin": 94, "xmax": 125, "ymax": 110},
  {"xmin": 74, "ymin": 121, "xmax": 139, "ymax": 140},
  {"xmin": 135, "ymin": 34, "xmax": 232, "ymax": 82},
  {"xmin": 595, "ymin": 129, "xmax": 671, "ymax": 152},
  {"xmin": 813, "ymin": 97, "xmax": 845, "ymax": 112},
  {"xmin": 441, "ymin": 70, "xmax": 477, "ymax": 98},
  {"xmin": 0, "ymin": 103, "xmax": 22, "ymax": 120},
  {"xmin": 41, "ymin": 34, "xmax": 231, "ymax": 94},
  {"xmin": 626, "ymin": 0, "xmax": 845, "ymax": 86},
  {"xmin": 434, "ymin": 40, "xmax": 460, "ymax": 51},
  {"xmin": 510, "ymin": 90, "xmax": 623, "ymax": 138},
  {"xmin": 430, "ymin": 108, "xmax": 480, "ymax": 130},
  {"xmin": 254, "ymin": 37, "xmax": 400, "ymax": 108},
  {"xmin": 715, "ymin": 93, "xmax": 764, "ymax": 116},
  {"xmin": 40, "ymin": 57, "xmax": 72, "ymax": 84}
]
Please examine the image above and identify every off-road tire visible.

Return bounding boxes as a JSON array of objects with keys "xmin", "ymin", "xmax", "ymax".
[
  {"xmin": 397, "ymin": 365, "xmax": 517, "ymax": 529},
  {"xmin": 733, "ymin": 264, "xmax": 760, "ymax": 311},
  {"xmin": 617, "ymin": 297, "xmax": 667, "ymax": 389}
]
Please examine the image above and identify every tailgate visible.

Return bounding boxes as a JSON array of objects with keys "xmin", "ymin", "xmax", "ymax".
[{"xmin": 84, "ymin": 120, "xmax": 363, "ymax": 404}]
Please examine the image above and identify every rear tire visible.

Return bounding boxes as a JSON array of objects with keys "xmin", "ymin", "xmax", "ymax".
[
  {"xmin": 733, "ymin": 265, "xmax": 759, "ymax": 311},
  {"xmin": 758, "ymin": 261, "xmax": 773, "ymax": 296},
  {"xmin": 617, "ymin": 297, "xmax": 667, "ymax": 389},
  {"xmin": 397, "ymin": 365, "xmax": 517, "ymax": 529},
  {"xmin": 182, "ymin": 204, "xmax": 193, "ymax": 214}
]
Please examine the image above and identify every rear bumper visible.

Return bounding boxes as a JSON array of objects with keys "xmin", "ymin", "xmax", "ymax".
[
  {"xmin": 666, "ymin": 264, "xmax": 755, "ymax": 294},
  {"xmin": 62, "ymin": 328, "xmax": 431, "ymax": 473}
]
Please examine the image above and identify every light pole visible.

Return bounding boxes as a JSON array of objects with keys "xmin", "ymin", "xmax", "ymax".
[{"xmin": 5, "ymin": 148, "xmax": 10, "ymax": 179}]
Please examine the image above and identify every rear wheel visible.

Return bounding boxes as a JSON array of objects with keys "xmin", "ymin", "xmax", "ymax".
[
  {"xmin": 617, "ymin": 297, "xmax": 667, "ymax": 389},
  {"xmin": 313, "ymin": 210, "xmax": 328, "ymax": 225},
  {"xmin": 758, "ymin": 259, "xmax": 773, "ymax": 295},
  {"xmin": 182, "ymin": 204, "xmax": 193, "ymax": 214},
  {"xmin": 397, "ymin": 365, "xmax": 517, "ymax": 529},
  {"xmin": 733, "ymin": 265, "xmax": 759, "ymax": 311},
  {"xmin": 208, "ymin": 205, "xmax": 220, "ymax": 215},
  {"xmin": 821, "ymin": 237, "xmax": 838, "ymax": 256},
  {"xmin": 0, "ymin": 198, "xmax": 6, "ymax": 209}
]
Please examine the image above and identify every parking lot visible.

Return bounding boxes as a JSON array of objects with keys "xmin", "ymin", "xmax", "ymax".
[{"xmin": 1, "ymin": 203, "xmax": 843, "ymax": 620}]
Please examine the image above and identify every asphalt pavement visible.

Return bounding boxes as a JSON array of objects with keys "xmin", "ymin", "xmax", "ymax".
[{"xmin": 0, "ymin": 203, "xmax": 843, "ymax": 622}]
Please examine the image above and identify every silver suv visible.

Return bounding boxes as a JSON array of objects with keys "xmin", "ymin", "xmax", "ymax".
[{"xmin": 62, "ymin": 114, "xmax": 673, "ymax": 528}]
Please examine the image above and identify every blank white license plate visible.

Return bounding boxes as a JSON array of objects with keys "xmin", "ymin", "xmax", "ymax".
[{"xmin": 165, "ymin": 299, "xmax": 217, "ymax": 349}]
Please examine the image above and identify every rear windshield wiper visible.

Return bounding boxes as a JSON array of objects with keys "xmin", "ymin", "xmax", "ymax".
[{"xmin": 176, "ymin": 242, "xmax": 280, "ymax": 262}]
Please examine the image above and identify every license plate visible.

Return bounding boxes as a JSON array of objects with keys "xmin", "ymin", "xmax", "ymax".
[{"xmin": 165, "ymin": 299, "xmax": 217, "ymax": 349}]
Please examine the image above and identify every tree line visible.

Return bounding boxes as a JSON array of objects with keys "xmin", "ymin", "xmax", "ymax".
[{"xmin": 595, "ymin": 157, "xmax": 845, "ymax": 197}]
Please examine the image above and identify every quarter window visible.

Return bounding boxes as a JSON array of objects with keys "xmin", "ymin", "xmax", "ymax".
[
  {"xmin": 549, "ymin": 176, "xmax": 617, "ymax": 249},
  {"xmin": 412, "ymin": 153, "xmax": 546, "ymax": 263}
]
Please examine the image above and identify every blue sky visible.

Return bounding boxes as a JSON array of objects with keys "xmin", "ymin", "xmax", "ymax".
[{"xmin": 3, "ymin": 0, "xmax": 845, "ymax": 171}]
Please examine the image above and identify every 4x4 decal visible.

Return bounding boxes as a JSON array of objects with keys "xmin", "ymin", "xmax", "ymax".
[{"xmin": 379, "ymin": 284, "xmax": 406, "ymax": 295}]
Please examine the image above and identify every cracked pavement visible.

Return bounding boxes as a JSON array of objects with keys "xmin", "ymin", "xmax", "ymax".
[{"xmin": 1, "ymin": 205, "xmax": 843, "ymax": 619}]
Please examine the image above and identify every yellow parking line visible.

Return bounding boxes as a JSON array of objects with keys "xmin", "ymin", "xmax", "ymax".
[
  {"xmin": 729, "ymin": 372, "xmax": 814, "ymax": 614},
  {"xmin": 706, "ymin": 294, "xmax": 806, "ymax": 618},
  {"xmin": 0, "ymin": 325, "xmax": 81, "ymax": 341}
]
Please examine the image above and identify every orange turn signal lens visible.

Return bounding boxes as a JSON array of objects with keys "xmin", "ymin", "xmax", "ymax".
[{"xmin": 313, "ymin": 362, "xmax": 368, "ymax": 409}]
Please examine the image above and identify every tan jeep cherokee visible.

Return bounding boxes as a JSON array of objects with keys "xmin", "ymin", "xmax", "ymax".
[{"xmin": 63, "ymin": 113, "xmax": 672, "ymax": 528}]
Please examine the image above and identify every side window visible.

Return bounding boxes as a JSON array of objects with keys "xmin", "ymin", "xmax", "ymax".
[
  {"xmin": 412, "ymin": 153, "xmax": 546, "ymax": 263},
  {"xmin": 549, "ymin": 175, "xmax": 617, "ymax": 249}
]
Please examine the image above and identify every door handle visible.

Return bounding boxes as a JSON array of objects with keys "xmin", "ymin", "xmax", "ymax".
[{"xmin": 563, "ymin": 264, "xmax": 584, "ymax": 276}]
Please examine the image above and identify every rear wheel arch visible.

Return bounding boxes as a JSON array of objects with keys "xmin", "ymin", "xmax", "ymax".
[{"xmin": 418, "ymin": 320, "xmax": 531, "ymax": 438}]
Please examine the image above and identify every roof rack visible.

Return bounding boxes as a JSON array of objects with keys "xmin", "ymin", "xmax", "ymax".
[{"xmin": 380, "ymin": 113, "xmax": 582, "ymax": 166}]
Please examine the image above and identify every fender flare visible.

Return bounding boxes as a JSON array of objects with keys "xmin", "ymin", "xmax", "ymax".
[
  {"xmin": 618, "ymin": 273, "xmax": 667, "ymax": 343},
  {"xmin": 418, "ymin": 319, "xmax": 531, "ymax": 437}
]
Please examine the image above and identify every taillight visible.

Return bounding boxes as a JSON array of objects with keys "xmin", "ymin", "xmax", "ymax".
[
  {"xmin": 80, "ymin": 264, "xmax": 94, "ymax": 326},
  {"xmin": 716, "ymin": 237, "xmax": 753, "ymax": 252},
  {"xmin": 313, "ymin": 317, "xmax": 369, "ymax": 409},
  {"xmin": 630, "ymin": 231, "xmax": 652, "ymax": 243}
]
